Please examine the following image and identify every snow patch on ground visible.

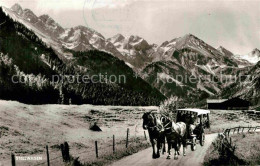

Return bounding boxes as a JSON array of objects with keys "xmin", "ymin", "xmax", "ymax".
[
  {"xmin": 197, "ymin": 84, "xmax": 214, "ymax": 95},
  {"xmin": 125, "ymin": 62, "xmax": 134, "ymax": 68}
]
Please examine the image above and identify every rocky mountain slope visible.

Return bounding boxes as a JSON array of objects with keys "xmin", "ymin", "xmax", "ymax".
[
  {"xmin": 0, "ymin": 6, "xmax": 165, "ymax": 105},
  {"xmin": 217, "ymin": 46, "xmax": 234, "ymax": 57},
  {"xmin": 5, "ymin": 4, "xmax": 127, "ymax": 67},
  {"xmin": 10, "ymin": 3, "xmax": 65, "ymax": 37},
  {"xmin": 5, "ymin": 4, "xmax": 161, "ymax": 71},
  {"xmin": 142, "ymin": 34, "xmax": 253, "ymax": 99},
  {"xmin": 220, "ymin": 61, "xmax": 260, "ymax": 105},
  {"xmin": 1, "ymin": 3, "xmax": 258, "ymax": 105},
  {"xmin": 217, "ymin": 46, "xmax": 253, "ymax": 67},
  {"xmin": 108, "ymin": 34, "xmax": 157, "ymax": 69}
]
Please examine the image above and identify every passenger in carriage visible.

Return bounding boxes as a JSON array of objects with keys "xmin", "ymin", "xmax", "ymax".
[
  {"xmin": 185, "ymin": 114, "xmax": 196, "ymax": 137},
  {"xmin": 178, "ymin": 113, "xmax": 186, "ymax": 123}
]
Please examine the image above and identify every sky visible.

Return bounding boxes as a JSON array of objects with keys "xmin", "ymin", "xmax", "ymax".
[{"xmin": 0, "ymin": 0, "xmax": 259, "ymax": 55}]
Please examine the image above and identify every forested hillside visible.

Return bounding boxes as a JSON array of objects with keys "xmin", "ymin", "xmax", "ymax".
[{"xmin": 0, "ymin": 7, "xmax": 165, "ymax": 105}]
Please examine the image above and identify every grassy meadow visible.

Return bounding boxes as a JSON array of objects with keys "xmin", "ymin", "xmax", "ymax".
[
  {"xmin": 207, "ymin": 109, "xmax": 260, "ymax": 134},
  {"xmin": 204, "ymin": 132, "xmax": 260, "ymax": 166},
  {"xmin": 0, "ymin": 100, "xmax": 155, "ymax": 166},
  {"xmin": 1, "ymin": 100, "xmax": 260, "ymax": 166}
]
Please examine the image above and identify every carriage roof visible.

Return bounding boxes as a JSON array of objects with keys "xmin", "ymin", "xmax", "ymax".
[{"xmin": 176, "ymin": 108, "xmax": 210, "ymax": 115}]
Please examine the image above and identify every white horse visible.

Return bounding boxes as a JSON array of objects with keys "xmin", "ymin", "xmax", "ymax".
[{"xmin": 162, "ymin": 116, "xmax": 187, "ymax": 159}]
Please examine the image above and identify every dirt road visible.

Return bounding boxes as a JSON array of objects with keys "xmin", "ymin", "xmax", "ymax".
[{"xmin": 110, "ymin": 133, "xmax": 218, "ymax": 166}]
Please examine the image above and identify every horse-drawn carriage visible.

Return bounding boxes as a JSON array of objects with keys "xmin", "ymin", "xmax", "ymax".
[
  {"xmin": 175, "ymin": 108, "xmax": 210, "ymax": 151},
  {"xmin": 142, "ymin": 108, "xmax": 210, "ymax": 159}
]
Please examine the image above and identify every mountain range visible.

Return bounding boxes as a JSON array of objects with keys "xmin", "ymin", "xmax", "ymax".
[
  {"xmin": 0, "ymin": 5, "xmax": 165, "ymax": 105},
  {"xmin": 0, "ymin": 3, "xmax": 259, "ymax": 105}
]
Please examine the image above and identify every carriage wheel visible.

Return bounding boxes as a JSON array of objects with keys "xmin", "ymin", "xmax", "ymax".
[
  {"xmin": 200, "ymin": 133, "xmax": 205, "ymax": 146},
  {"xmin": 191, "ymin": 137, "xmax": 196, "ymax": 151}
]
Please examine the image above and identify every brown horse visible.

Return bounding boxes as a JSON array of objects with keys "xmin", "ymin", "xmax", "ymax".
[
  {"xmin": 142, "ymin": 112, "xmax": 166, "ymax": 159},
  {"xmin": 162, "ymin": 116, "xmax": 187, "ymax": 159}
]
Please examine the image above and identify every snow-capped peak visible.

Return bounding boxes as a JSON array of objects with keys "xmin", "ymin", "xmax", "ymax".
[
  {"xmin": 23, "ymin": 8, "xmax": 38, "ymax": 23},
  {"xmin": 157, "ymin": 33, "xmax": 223, "ymax": 60},
  {"xmin": 247, "ymin": 48, "xmax": 260, "ymax": 63},
  {"xmin": 179, "ymin": 33, "xmax": 205, "ymax": 45},
  {"xmin": 108, "ymin": 34, "xmax": 125, "ymax": 43},
  {"xmin": 11, "ymin": 3, "xmax": 23, "ymax": 16},
  {"xmin": 168, "ymin": 33, "xmax": 207, "ymax": 50},
  {"xmin": 233, "ymin": 48, "xmax": 260, "ymax": 64},
  {"xmin": 108, "ymin": 34, "xmax": 154, "ymax": 58},
  {"xmin": 38, "ymin": 14, "xmax": 64, "ymax": 35},
  {"xmin": 183, "ymin": 33, "xmax": 196, "ymax": 39}
]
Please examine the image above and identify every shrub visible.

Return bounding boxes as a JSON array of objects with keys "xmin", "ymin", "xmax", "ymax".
[
  {"xmin": 205, "ymin": 135, "xmax": 247, "ymax": 166},
  {"xmin": 159, "ymin": 96, "xmax": 179, "ymax": 120}
]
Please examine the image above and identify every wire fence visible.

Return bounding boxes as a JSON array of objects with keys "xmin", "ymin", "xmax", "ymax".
[
  {"xmin": 212, "ymin": 125, "xmax": 260, "ymax": 165},
  {"xmin": 10, "ymin": 128, "xmax": 149, "ymax": 166},
  {"xmin": 223, "ymin": 126, "xmax": 260, "ymax": 137}
]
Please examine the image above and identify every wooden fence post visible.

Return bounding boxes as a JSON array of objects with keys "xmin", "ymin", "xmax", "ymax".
[
  {"xmin": 95, "ymin": 141, "xmax": 98, "ymax": 158},
  {"xmin": 46, "ymin": 145, "xmax": 50, "ymax": 166},
  {"xmin": 61, "ymin": 142, "xmax": 70, "ymax": 162},
  {"xmin": 64, "ymin": 142, "xmax": 70, "ymax": 162},
  {"xmin": 144, "ymin": 131, "xmax": 147, "ymax": 140},
  {"xmin": 113, "ymin": 135, "xmax": 115, "ymax": 153},
  {"xmin": 126, "ymin": 128, "xmax": 129, "ymax": 148},
  {"xmin": 60, "ymin": 143, "xmax": 64, "ymax": 161},
  {"xmin": 237, "ymin": 126, "xmax": 240, "ymax": 134},
  {"xmin": 11, "ymin": 153, "xmax": 15, "ymax": 166}
]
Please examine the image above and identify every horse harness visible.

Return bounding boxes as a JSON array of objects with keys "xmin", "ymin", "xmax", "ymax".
[
  {"xmin": 163, "ymin": 119, "xmax": 181, "ymax": 136},
  {"xmin": 147, "ymin": 114, "xmax": 164, "ymax": 132}
]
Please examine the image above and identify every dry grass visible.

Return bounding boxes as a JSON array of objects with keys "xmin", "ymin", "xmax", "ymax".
[
  {"xmin": 204, "ymin": 109, "xmax": 260, "ymax": 165},
  {"xmin": 207, "ymin": 110, "xmax": 260, "ymax": 134},
  {"xmin": 0, "ymin": 100, "xmax": 155, "ymax": 165},
  {"xmin": 1, "ymin": 100, "xmax": 260, "ymax": 166},
  {"xmin": 204, "ymin": 133, "xmax": 260, "ymax": 166},
  {"xmin": 233, "ymin": 133, "xmax": 260, "ymax": 165},
  {"xmin": 81, "ymin": 137, "xmax": 150, "ymax": 166}
]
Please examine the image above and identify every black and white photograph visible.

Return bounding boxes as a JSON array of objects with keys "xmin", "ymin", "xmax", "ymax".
[{"xmin": 0, "ymin": 0, "xmax": 260, "ymax": 165}]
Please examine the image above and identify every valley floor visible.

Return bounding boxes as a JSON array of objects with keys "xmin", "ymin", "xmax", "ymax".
[
  {"xmin": 0, "ymin": 100, "xmax": 259, "ymax": 166},
  {"xmin": 0, "ymin": 100, "xmax": 156, "ymax": 165}
]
